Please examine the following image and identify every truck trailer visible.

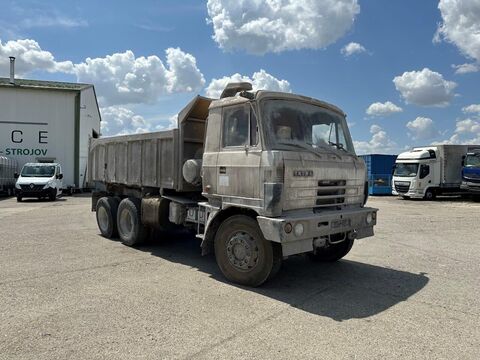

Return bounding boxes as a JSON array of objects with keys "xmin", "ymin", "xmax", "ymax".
[
  {"xmin": 0, "ymin": 156, "xmax": 17, "ymax": 196},
  {"xmin": 89, "ymin": 83, "xmax": 378, "ymax": 286},
  {"xmin": 392, "ymin": 145, "xmax": 480, "ymax": 200}
]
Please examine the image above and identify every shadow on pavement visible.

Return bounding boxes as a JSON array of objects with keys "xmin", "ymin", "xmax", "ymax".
[{"xmin": 137, "ymin": 231, "xmax": 429, "ymax": 321}]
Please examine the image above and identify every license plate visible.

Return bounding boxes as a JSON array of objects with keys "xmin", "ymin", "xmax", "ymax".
[{"xmin": 331, "ymin": 219, "xmax": 350, "ymax": 229}]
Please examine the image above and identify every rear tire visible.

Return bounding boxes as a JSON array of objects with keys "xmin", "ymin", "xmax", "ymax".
[
  {"xmin": 214, "ymin": 215, "xmax": 279, "ymax": 287},
  {"xmin": 309, "ymin": 238, "xmax": 354, "ymax": 262},
  {"xmin": 96, "ymin": 197, "xmax": 120, "ymax": 239},
  {"xmin": 117, "ymin": 197, "xmax": 149, "ymax": 247}
]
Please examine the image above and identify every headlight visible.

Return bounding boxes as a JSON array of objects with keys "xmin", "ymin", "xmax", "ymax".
[
  {"xmin": 15, "ymin": 183, "xmax": 21, "ymax": 189},
  {"xmin": 294, "ymin": 223, "xmax": 304, "ymax": 237},
  {"xmin": 366, "ymin": 212, "xmax": 373, "ymax": 225},
  {"xmin": 44, "ymin": 180, "xmax": 55, "ymax": 188}
]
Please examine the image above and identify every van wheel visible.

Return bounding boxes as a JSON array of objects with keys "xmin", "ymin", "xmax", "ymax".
[
  {"xmin": 16, "ymin": 196, "xmax": 22, "ymax": 202},
  {"xmin": 214, "ymin": 215, "xmax": 278, "ymax": 287},
  {"xmin": 117, "ymin": 197, "xmax": 149, "ymax": 247},
  {"xmin": 96, "ymin": 197, "xmax": 120, "ymax": 239},
  {"xmin": 309, "ymin": 238, "xmax": 354, "ymax": 262},
  {"xmin": 424, "ymin": 188, "xmax": 436, "ymax": 200},
  {"xmin": 48, "ymin": 189, "xmax": 56, "ymax": 201}
]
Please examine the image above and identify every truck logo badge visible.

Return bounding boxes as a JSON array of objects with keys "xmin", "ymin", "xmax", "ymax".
[{"xmin": 293, "ymin": 170, "xmax": 314, "ymax": 177}]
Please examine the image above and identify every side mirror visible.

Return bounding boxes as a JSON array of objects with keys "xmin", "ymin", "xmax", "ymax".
[
  {"xmin": 57, "ymin": 174, "xmax": 64, "ymax": 179},
  {"xmin": 14, "ymin": 173, "xmax": 19, "ymax": 179}
]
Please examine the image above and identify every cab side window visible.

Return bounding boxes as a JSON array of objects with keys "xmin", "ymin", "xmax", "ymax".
[
  {"xmin": 419, "ymin": 164, "xmax": 430, "ymax": 179},
  {"xmin": 222, "ymin": 106, "xmax": 249, "ymax": 147}
]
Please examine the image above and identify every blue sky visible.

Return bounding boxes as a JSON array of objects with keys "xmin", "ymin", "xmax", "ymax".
[{"xmin": 1, "ymin": 0, "xmax": 479, "ymax": 153}]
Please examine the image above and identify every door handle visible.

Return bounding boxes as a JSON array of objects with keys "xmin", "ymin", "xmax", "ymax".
[{"xmin": 219, "ymin": 167, "xmax": 226, "ymax": 174}]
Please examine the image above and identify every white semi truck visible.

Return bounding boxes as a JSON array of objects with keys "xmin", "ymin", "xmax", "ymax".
[
  {"xmin": 392, "ymin": 145, "xmax": 479, "ymax": 200},
  {"xmin": 89, "ymin": 83, "xmax": 378, "ymax": 286}
]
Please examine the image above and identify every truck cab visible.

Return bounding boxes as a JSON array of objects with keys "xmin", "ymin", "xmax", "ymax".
[
  {"xmin": 14, "ymin": 162, "xmax": 63, "ymax": 202},
  {"xmin": 461, "ymin": 150, "xmax": 480, "ymax": 196},
  {"xmin": 392, "ymin": 147, "xmax": 437, "ymax": 199}
]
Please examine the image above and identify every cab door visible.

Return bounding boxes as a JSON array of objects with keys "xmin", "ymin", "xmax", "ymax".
[
  {"xmin": 216, "ymin": 103, "xmax": 262, "ymax": 205},
  {"xmin": 419, "ymin": 163, "xmax": 434, "ymax": 192}
]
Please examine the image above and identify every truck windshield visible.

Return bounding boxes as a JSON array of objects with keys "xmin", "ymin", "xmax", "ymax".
[
  {"xmin": 465, "ymin": 154, "xmax": 480, "ymax": 168},
  {"xmin": 21, "ymin": 165, "xmax": 56, "ymax": 177},
  {"xmin": 262, "ymin": 99, "xmax": 355, "ymax": 154},
  {"xmin": 394, "ymin": 163, "xmax": 419, "ymax": 177}
]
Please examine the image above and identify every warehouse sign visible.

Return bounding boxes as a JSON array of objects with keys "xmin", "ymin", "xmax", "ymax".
[{"xmin": 0, "ymin": 122, "xmax": 49, "ymax": 157}]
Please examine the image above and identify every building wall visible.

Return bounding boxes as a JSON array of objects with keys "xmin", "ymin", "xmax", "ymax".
[
  {"xmin": 79, "ymin": 87, "xmax": 101, "ymax": 188},
  {"xmin": 0, "ymin": 87, "xmax": 76, "ymax": 186}
]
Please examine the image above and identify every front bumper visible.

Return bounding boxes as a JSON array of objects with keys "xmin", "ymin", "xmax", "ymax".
[
  {"xmin": 392, "ymin": 188, "xmax": 424, "ymax": 198},
  {"xmin": 257, "ymin": 207, "xmax": 378, "ymax": 256},
  {"xmin": 461, "ymin": 181, "xmax": 480, "ymax": 192}
]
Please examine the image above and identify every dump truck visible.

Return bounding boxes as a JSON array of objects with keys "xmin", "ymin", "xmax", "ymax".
[
  {"xmin": 89, "ymin": 83, "xmax": 378, "ymax": 286},
  {"xmin": 392, "ymin": 145, "xmax": 480, "ymax": 200}
]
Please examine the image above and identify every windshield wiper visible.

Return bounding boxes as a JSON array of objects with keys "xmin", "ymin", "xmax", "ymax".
[
  {"xmin": 328, "ymin": 141, "xmax": 348, "ymax": 152},
  {"xmin": 305, "ymin": 141, "xmax": 342, "ymax": 159},
  {"xmin": 277, "ymin": 142, "xmax": 324, "ymax": 160}
]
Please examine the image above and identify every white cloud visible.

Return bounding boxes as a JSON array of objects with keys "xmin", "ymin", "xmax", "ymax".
[
  {"xmin": 393, "ymin": 68, "xmax": 457, "ymax": 107},
  {"xmin": 341, "ymin": 42, "xmax": 366, "ymax": 56},
  {"xmin": 206, "ymin": 0, "xmax": 360, "ymax": 55},
  {"xmin": 100, "ymin": 106, "xmax": 150, "ymax": 136},
  {"xmin": 0, "ymin": 39, "xmax": 74, "ymax": 76},
  {"xmin": 205, "ymin": 69, "xmax": 291, "ymax": 98},
  {"xmin": 436, "ymin": 0, "xmax": 480, "ymax": 63},
  {"xmin": 452, "ymin": 63, "xmax": 479, "ymax": 75},
  {"xmin": 435, "ymin": 118, "xmax": 480, "ymax": 145},
  {"xmin": 463, "ymin": 104, "xmax": 480, "ymax": 114},
  {"xmin": 406, "ymin": 117, "xmax": 439, "ymax": 141},
  {"xmin": 366, "ymin": 101, "xmax": 403, "ymax": 117},
  {"xmin": 75, "ymin": 48, "xmax": 205, "ymax": 106},
  {"xmin": 353, "ymin": 124, "xmax": 397, "ymax": 154}
]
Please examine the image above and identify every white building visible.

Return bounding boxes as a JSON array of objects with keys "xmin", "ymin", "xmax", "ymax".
[{"xmin": 0, "ymin": 63, "xmax": 101, "ymax": 190}]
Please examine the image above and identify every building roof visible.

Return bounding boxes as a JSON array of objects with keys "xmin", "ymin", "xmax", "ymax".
[{"xmin": 0, "ymin": 77, "xmax": 92, "ymax": 91}]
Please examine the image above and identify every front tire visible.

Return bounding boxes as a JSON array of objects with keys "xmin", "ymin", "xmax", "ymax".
[
  {"xmin": 48, "ymin": 189, "xmax": 56, "ymax": 201},
  {"xmin": 309, "ymin": 238, "xmax": 354, "ymax": 262},
  {"xmin": 96, "ymin": 197, "xmax": 120, "ymax": 239},
  {"xmin": 424, "ymin": 188, "xmax": 436, "ymax": 200},
  {"xmin": 16, "ymin": 195, "xmax": 22, "ymax": 202},
  {"xmin": 214, "ymin": 215, "xmax": 279, "ymax": 287},
  {"xmin": 117, "ymin": 197, "xmax": 149, "ymax": 247}
]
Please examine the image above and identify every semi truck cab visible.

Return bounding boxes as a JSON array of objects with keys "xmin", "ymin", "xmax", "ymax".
[{"xmin": 461, "ymin": 150, "xmax": 480, "ymax": 196}]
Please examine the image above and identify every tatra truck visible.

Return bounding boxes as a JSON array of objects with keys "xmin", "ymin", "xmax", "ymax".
[
  {"xmin": 89, "ymin": 83, "xmax": 377, "ymax": 286},
  {"xmin": 392, "ymin": 145, "xmax": 479, "ymax": 200}
]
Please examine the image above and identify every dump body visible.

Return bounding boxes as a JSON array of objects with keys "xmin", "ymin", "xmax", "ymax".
[{"xmin": 88, "ymin": 96, "xmax": 211, "ymax": 193}]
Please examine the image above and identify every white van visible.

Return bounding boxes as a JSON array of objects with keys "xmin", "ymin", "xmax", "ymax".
[{"xmin": 14, "ymin": 163, "xmax": 63, "ymax": 202}]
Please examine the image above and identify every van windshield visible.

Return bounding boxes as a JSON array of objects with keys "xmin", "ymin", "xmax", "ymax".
[
  {"xmin": 261, "ymin": 99, "xmax": 355, "ymax": 154},
  {"xmin": 21, "ymin": 165, "xmax": 56, "ymax": 177},
  {"xmin": 394, "ymin": 163, "xmax": 419, "ymax": 177}
]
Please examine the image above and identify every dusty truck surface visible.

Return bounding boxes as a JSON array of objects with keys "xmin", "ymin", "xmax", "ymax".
[{"xmin": 89, "ymin": 83, "xmax": 377, "ymax": 286}]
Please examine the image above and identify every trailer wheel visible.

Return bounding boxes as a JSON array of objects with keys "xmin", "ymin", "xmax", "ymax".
[
  {"xmin": 424, "ymin": 188, "xmax": 436, "ymax": 201},
  {"xmin": 309, "ymin": 238, "xmax": 354, "ymax": 262},
  {"xmin": 117, "ymin": 197, "xmax": 149, "ymax": 247},
  {"xmin": 214, "ymin": 215, "xmax": 278, "ymax": 287},
  {"xmin": 96, "ymin": 197, "xmax": 120, "ymax": 239}
]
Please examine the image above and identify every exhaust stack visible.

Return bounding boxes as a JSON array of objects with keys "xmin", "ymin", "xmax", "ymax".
[{"xmin": 9, "ymin": 57, "xmax": 15, "ymax": 84}]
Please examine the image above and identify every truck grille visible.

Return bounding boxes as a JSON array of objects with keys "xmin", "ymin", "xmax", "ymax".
[
  {"xmin": 464, "ymin": 176, "xmax": 480, "ymax": 184},
  {"xmin": 20, "ymin": 184, "xmax": 44, "ymax": 192},
  {"xmin": 394, "ymin": 181, "xmax": 410, "ymax": 193},
  {"xmin": 315, "ymin": 180, "xmax": 346, "ymax": 207}
]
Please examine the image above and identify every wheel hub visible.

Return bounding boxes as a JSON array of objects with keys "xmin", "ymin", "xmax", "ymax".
[
  {"xmin": 226, "ymin": 231, "xmax": 259, "ymax": 271},
  {"xmin": 97, "ymin": 207, "xmax": 109, "ymax": 232},
  {"xmin": 119, "ymin": 209, "xmax": 134, "ymax": 236}
]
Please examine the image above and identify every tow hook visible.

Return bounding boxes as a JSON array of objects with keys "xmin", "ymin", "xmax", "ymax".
[{"xmin": 348, "ymin": 230, "xmax": 358, "ymax": 240}]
